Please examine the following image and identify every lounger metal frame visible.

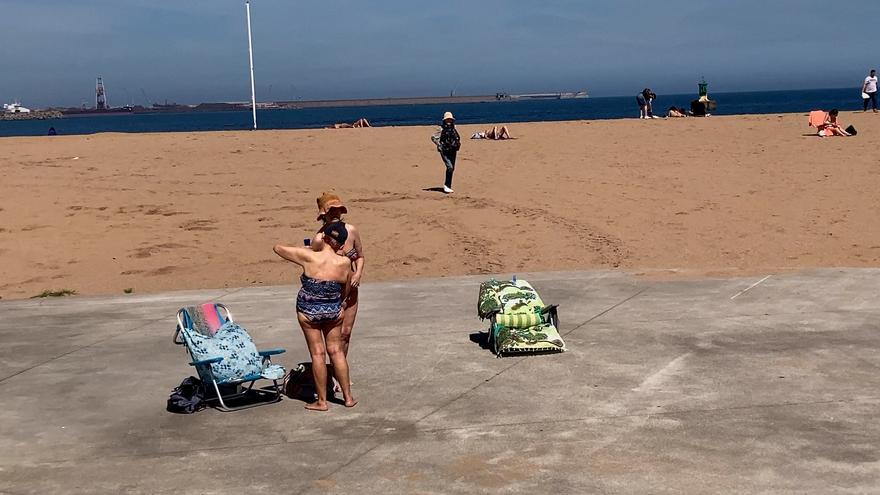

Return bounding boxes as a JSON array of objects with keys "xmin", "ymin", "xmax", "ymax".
[{"xmin": 173, "ymin": 304, "xmax": 285, "ymax": 412}]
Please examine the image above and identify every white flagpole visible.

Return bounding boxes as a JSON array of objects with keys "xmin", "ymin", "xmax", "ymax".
[{"xmin": 246, "ymin": 0, "xmax": 257, "ymax": 130}]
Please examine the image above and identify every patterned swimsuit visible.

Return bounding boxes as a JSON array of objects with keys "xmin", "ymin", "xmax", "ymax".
[{"xmin": 296, "ymin": 274, "xmax": 343, "ymax": 323}]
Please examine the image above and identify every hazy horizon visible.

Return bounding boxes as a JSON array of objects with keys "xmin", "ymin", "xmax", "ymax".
[{"xmin": 2, "ymin": 1, "xmax": 878, "ymax": 108}]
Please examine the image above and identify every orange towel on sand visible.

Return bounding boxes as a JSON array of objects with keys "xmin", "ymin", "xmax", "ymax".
[{"xmin": 808, "ymin": 110, "xmax": 827, "ymax": 128}]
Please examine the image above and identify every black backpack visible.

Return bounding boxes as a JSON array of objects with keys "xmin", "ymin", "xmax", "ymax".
[
  {"xmin": 440, "ymin": 126, "xmax": 461, "ymax": 153},
  {"xmin": 166, "ymin": 376, "xmax": 206, "ymax": 414}
]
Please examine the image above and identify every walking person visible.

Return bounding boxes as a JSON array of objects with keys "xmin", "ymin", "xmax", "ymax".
[
  {"xmin": 863, "ymin": 69, "xmax": 878, "ymax": 113},
  {"xmin": 273, "ymin": 221, "xmax": 357, "ymax": 411},
  {"xmin": 431, "ymin": 111, "xmax": 461, "ymax": 194}
]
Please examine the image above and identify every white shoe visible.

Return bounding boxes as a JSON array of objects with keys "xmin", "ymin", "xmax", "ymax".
[{"xmin": 443, "ymin": 186, "xmax": 454, "ymax": 194}]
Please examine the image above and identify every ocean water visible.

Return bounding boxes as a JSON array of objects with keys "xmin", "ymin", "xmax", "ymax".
[{"xmin": 0, "ymin": 87, "xmax": 866, "ymax": 138}]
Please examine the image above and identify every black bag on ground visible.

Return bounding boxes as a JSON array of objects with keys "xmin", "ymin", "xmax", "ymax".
[
  {"xmin": 167, "ymin": 376, "xmax": 206, "ymax": 414},
  {"xmin": 845, "ymin": 125, "xmax": 857, "ymax": 136},
  {"xmin": 284, "ymin": 363, "xmax": 335, "ymax": 401}
]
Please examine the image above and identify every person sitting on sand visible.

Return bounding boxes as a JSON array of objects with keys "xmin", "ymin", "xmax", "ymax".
[
  {"xmin": 328, "ymin": 118, "xmax": 371, "ymax": 129},
  {"xmin": 471, "ymin": 125, "xmax": 513, "ymax": 140},
  {"xmin": 818, "ymin": 109, "xmax": 851, "ymax": 137},
  {"xmin": 273, "ymin": 221, "xmax": 357, "ymax": 411},
  {"xmin": 667, "ymin": 107, "xmax": 688, "ymax": 118}
]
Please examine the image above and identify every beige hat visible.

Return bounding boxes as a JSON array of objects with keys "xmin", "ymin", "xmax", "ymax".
[
  {"xmin": 316, "ymin": 191, "xmax": 347, "ymax": 221},
  {"xmin": 442, "ymin": 111, "xmax": 454, "ymax": 121}
]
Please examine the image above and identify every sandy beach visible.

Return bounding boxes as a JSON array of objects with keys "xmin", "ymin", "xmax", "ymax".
[{"xmin": 1, "ymin": 112, "xmax": 879, "ymax": 299}]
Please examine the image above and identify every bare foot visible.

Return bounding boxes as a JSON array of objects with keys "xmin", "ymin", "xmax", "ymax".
[
  {"xmin": 344, "ymin": 398, "xmax": 358, "ymax": 408},
  {"xmin": 305, "ymin": 400, "xmax": 329, "ymax": 411}
]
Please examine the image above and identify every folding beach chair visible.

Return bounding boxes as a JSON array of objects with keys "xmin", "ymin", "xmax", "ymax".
[
  {"xmin": 173, "ymin": 303, "xmax": 286, "ymax": 411},
  {"xmin": 477, "ymin": 277, "xmax": 566, "ymax": 357}
]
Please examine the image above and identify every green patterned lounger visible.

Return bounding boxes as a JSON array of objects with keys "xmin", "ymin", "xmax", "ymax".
[{"xmin": 478, "ymin": 278, "xmax": 565, "ymax": 356}]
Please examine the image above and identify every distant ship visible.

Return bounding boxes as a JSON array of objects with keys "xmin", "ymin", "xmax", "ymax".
[
  {"xmin": 61, "ymin": 105, "xmax": 134, "ymax": 116},
  {"xmin": 61, "ymin": 76, "xmax": 135, "ymax": 116},
  {"xmin": 3, "ymin": 102, "xmax": 32, "ymax": 113},
  {"xmin": 507, "ymin": 91, "xmax": 589, "ymax": 100}
]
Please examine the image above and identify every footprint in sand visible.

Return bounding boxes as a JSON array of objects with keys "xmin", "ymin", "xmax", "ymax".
[
  {"xmin": 130, "ymin": 242, "xmax": 187, "ymax": 258},
  {"xmin": 147, "ymin": 266, "xmax": 178, "ymax": 276},
  {"xmin": 180, "ymin": 219, "xmax": 218, "ymax": 231}
]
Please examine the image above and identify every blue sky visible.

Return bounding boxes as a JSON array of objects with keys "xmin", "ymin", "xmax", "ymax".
[{"xmin": 2, "ymin": 1, "xmax": 878, "ymax": 107}]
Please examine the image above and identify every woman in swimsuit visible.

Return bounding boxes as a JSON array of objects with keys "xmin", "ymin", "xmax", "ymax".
[
  {"xmin": 273, "ymin": 221, "xmax": 357, "ymax": 411},
  {"xmin": 315, "ymin": 193, "xmax": 364, "ymax": 359}
]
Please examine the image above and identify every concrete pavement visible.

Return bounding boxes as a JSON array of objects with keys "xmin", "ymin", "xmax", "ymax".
[{"xmin": 1, "ymin": 269, "xmax": 879, "ymax": 494}]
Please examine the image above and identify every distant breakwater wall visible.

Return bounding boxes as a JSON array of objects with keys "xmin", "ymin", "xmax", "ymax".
[{"xmin": 0, "ymin": 111, "xmax": 62, "ymax": 121}]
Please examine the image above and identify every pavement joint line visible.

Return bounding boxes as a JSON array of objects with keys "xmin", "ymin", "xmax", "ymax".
[
  {"xmin": 0, "ymin": 316, "xmax": 169, "ymax": 385},
  {"xmin": 410, "ymin": 287, "xmax": 650, "ymax": 427},
  {"xmin": 730, "ymin": 274, "xmax": 772, "ymax": 299},
  {"xmin": 12, "ymin": 396, "xmax": 874, "ymax": 469},
  {"xmin": 0, "ymin": 288, "xmax": 247, "ymax": 385},
  {"xmin": 561, "ymin": 286, "xmax": 651, "ymax": 337},
  {"xmin": 580, "ymin": 307, "xmax": 880, "ymax": 326},
  {"xmin": 311, "ymin": 342, "xmax": 460, "ymax": 489},
  {"xmin": 418, "ymin": 397, "xmax": 874, "ymax": 434}
]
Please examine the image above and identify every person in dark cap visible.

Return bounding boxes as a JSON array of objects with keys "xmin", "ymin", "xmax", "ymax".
[
  {"xmin": 273, "ymin": 220, "xmax": 357, "ymax": 411},
  {"xmin": 315, "ymin": 192, "xmax": 364, "ymax": 365}
]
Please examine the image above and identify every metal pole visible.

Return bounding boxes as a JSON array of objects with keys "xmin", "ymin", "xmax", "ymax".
[{"xmin": 246, "ymin": 0, "xmax": 257, "ymax": 130}]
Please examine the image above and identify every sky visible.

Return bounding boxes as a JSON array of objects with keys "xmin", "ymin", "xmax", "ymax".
[{"xmin": 2, "ymin": 1, "xmax": 879, "ymax": 107}]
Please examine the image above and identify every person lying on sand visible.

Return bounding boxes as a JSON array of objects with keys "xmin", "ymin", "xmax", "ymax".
[
  {"xmin": 818, "ymin": 109, "xmax": 851, "ymax": 137},
  {"xmin": 328, "ymin": 118, "xmax": 371, "ymax": 129},
  {"xmin": 273, "ymin": 221, "xmax": 357, "ymax": 411},
  {"xmin": 471, "ymin": 125, "xmax": 513, "ymax": 140},
  {"xmin": 667, "ymin": 107, "xmax": 688, "ymax": 118}
]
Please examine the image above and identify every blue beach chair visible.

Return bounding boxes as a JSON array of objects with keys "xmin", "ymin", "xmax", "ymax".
[{"xmin": 173, "ymin": 303, "xmax": 286, "ymax": 411}]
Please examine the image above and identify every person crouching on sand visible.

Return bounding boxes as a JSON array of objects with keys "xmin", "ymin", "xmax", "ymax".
[
  {"xmin": 431, "ymin": 111, "xmax": 461, "ymax": 194},
  {"xmin": 273, "ymin": 221, "xmax": 357, "ymax": 411}
]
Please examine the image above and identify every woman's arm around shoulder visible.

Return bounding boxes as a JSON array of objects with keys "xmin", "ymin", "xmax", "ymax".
[{"xmin": 273, "ymin": 244, "xmax": 314, "ymax": 266}]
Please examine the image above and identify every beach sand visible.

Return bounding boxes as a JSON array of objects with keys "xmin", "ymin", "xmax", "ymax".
[{"xmin": 2, "ymin": 112, "xmax": 879, "ymax": 299}]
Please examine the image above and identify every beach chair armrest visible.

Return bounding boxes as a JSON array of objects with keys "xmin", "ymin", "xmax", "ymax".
[
  {"xmin": 190, "ymin": 356, "xmax": 223, "ymax": 366},
  {"xmin": 258, "ymin": 348, "xmax": 286, "ymax": 357}
]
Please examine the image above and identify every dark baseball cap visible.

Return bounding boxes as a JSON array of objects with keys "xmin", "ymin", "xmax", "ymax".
[{"xmin": 323, "ymin": 221, "xmax": 348, "ymax": 245}]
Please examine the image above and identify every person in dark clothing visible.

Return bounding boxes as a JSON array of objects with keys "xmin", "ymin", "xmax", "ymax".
[
  {"xmin": 636, "ymin": 88, "xmax": 657, "ymax": 119},
  {"xmin": 431, "ymin": 111, "xmax": 461, "ymax": 194}
]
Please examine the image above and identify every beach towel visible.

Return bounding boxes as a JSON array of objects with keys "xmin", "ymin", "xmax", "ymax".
[
  {"xmin": 180, "ymin": 303, "xmax": 225, "ymax": 337},
  {"xmin": 478, "ymin": 279, "xmax": 566, "ymax": 355},
  {"xmin": 808, "ymin": 110, "xmax": 827, "ymax": 128}
]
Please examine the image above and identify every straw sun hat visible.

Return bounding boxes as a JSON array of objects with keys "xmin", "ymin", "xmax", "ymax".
[
  {"xmin": 316, "ymin": 192, "xmax": 347, "ymax": 220},
  {"xmin": 442, "ymin": 111, "xmax": 455, "ymax": 121}
]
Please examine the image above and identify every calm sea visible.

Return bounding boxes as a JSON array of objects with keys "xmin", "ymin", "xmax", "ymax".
[{"xmin": 0, "ymin": 87, "xmax": 866, "ymax": 138}]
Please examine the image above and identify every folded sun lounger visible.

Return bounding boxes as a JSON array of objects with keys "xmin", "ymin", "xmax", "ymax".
[
  {"xmin": 477, "ymin": 278, "xmax": 566, "ymax": 356},
  {"xmin": 173, "ymin": 303, "xmax": 286, "ymax": 411}
]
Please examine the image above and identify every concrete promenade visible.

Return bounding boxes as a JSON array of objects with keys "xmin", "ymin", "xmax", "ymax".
[{"xmin": 1, "ymin": 269, "xmax": 879, "ymax": 494}]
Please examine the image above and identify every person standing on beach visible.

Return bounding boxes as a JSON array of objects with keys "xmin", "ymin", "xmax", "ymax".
[
  {"xmin": 863, "ymin": 70, "xmax": 878, "ymax": 113},
  {"xmin": 314, "ymin": 192, "xmax": 364, "ymax": 363},
  {"xmin": 273, "ymin": 221, "xmax": 357, "ymax": 411},
  {"xmin": 431, "ymin": 111, "xmax": 461, "ymax": 194}
]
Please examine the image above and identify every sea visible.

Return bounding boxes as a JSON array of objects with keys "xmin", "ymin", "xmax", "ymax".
[{"xmin": 0, "ymin": 87, "xmax": 867, "ymax": 138}]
